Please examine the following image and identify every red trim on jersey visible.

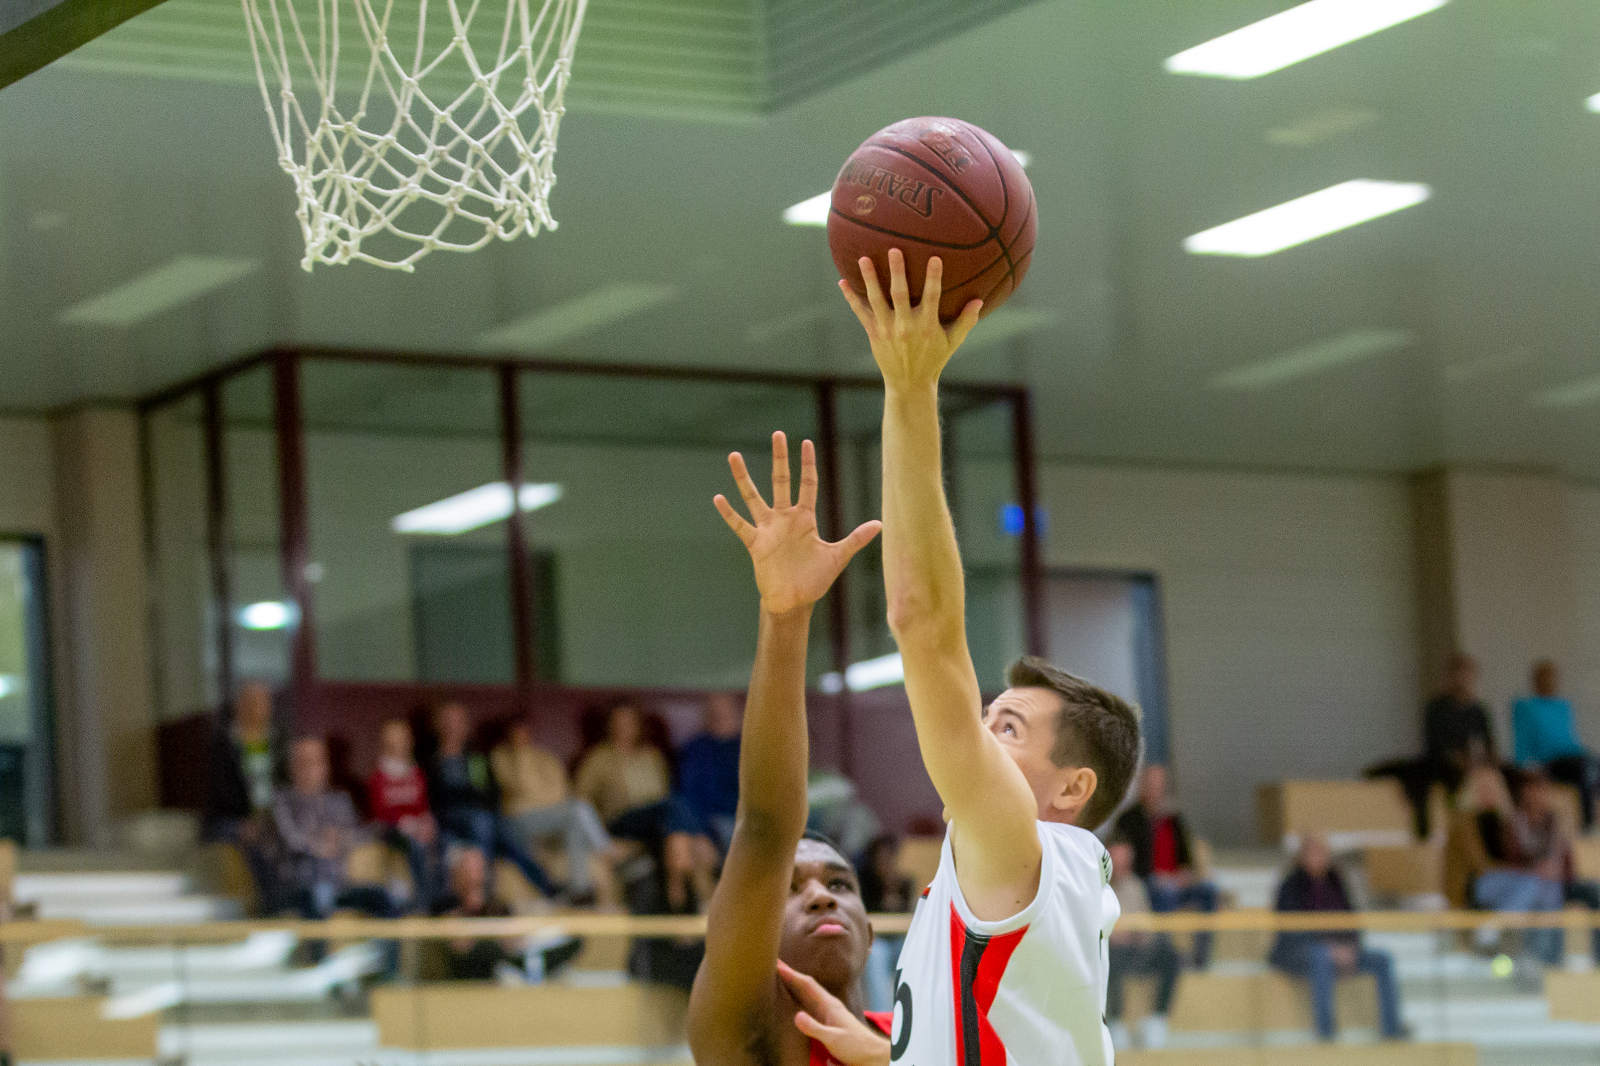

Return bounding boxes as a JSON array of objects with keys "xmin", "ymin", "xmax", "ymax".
[
  {"xmin": 948, "ymin": 904, "xmax": 1029, "ymax": 1066},
  {"xmin": 808, "ymin": 1009, "xmax": 894, "ymax": 1065}
]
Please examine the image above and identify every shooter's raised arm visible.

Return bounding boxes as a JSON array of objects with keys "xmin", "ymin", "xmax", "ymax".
[
  {"xmin": 687, "ymin": 433, "xmax": 881, "ymax": 1066},
  {"xmin": 838, "ymin": 250, "xmax": 1043, "ymax": 922}
]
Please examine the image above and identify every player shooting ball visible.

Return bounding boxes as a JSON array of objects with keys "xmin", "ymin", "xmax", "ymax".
[
  {"xmin": 832, "ymin": 250, "xmax": 1145, "ymax": 1065},
  {"xmin": 687, "ymin": 432, "xmax": 895, "ymax": 1066}
]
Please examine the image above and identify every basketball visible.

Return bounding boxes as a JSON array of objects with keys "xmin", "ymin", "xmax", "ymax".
[{"xmin": 827, "ymin": 117, "xmax": 1036, "ymax": 322}]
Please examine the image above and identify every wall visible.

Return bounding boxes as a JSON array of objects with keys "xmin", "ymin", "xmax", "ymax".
[
  {"xmin": 1569, "ymin": 485, "xmax": 1600, "ymax": 744},
  {"xmin": 0, "ymin": 416, "xmax": 58, "ymax": 538},
  {"xmin": 1028, "ymin": 463, "xmax": 1422, "ymax": 847}
]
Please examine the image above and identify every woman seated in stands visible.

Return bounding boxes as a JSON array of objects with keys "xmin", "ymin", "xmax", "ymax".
[
  {"xmin": 575, "ymin": 701, "xmax": 715, "ymax": 913},
  {"xmin": 1461, "ymin": 765, "xmax": 1596, "ymax": 968},
  {"xmin": 1112, "ymin": 763, "xmax": 1219, "ymax": 968},
  {"xmin": 430, "ymin": 846, "xmax": 581, "ymax": 982},
  {"xmin": 367, "ymin": 717, "xmax": 443, "ymax": 913},
  {"xmin": 425, "ymin": 701, "xmax": 563, "ymax": 902},
  {"xmin": 204, "ymin": 680, "xmax": 286, "ymax": 913},
  {"xmin": 1270, "ymin": 833, "xmax": 1407, "ymax": 1042},
  {"xmin": 491, "ymin": 718, "xmax": 616, "ymax": 907}
]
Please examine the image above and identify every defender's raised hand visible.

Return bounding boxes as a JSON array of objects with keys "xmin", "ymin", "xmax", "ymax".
[
  {"xmin": 714, "ymin": 432, "xmax": 881, "ymax": 617},
  {"xmin": 838, "ymin": 248, "xmax": 983, "ymax": 389},
  {"xmin": 778, "ymin": 961, "xmax": 890, "ymax": 1066}
]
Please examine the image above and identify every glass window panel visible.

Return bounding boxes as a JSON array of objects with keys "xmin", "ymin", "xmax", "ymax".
[
  {"xmin": 146, "ymin": 394, "xmax": 218, "ymax": 720},
  {"xmin": 517, "ymin": 372, "xmax": 827, "ymax": 688},
  {"xmin": 223, "ymin": 367, "xmax": 288, "ymax": 688},
  {"xmin": 302, "ymin": 361, "xmax": 510, "ymax": 683}
]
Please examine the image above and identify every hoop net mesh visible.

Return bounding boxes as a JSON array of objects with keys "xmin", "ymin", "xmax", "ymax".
[{"xmin": 242, "ymin": 0, "xmax": 587, "ymax": 271}]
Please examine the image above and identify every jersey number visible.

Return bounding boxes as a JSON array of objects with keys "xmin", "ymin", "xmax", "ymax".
[{"xmin": 890, "ymin": 969, "xmax": 913, "ymax": 1061}]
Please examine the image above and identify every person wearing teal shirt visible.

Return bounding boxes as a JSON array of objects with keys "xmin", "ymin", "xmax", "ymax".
[{"xmin": 1512, "ymin": 660, "xmax": 1599, "ymax": 830}]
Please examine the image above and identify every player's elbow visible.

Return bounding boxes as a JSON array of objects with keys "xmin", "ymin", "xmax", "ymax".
[
  {"xmin": 734, "ymin": 806, "xmax": 806, "ymax": 851},
  {"xmin": 887, "ymin": 587, "xmax": 961, "ymax": 644}
]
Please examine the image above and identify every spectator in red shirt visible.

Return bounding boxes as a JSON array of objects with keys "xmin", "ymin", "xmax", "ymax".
[
  {"xmin": 367, "ymin": 718, "xmax": 443, "ymax": 912},
  {"xmin": 1111, "ymin": 764, "xmax": 1219, "ymax": 967}
]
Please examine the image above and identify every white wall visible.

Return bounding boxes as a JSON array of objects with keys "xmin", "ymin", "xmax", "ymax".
[
  {"xmin": 0, "ymin": 416, "xmax": 57, "ymax": 536},
  {"xmin": 1028, "ymin": 463, "xmax": 1422, "ymax": 847}
]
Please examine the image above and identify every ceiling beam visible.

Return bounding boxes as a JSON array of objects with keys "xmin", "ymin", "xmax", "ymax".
[{"xmin": 0, "ymin": 0, "xmax": 170, "ymax": 90}]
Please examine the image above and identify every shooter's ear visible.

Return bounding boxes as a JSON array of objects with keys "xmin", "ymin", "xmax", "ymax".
[{"xmin": 1050, "ymin": 765, "xmax": 1097, "ymax": 820}]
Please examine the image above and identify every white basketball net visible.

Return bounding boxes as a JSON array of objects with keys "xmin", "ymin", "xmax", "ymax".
[{"xmin": 242, "ymin": 0, "xmax": 587, "ymax": 271}]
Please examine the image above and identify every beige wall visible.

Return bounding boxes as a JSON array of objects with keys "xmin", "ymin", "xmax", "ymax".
[
  {"xmin": 1032, "ymin": 463, "xmax": 1422, "ymax": 847},
  {"xmin": 0, "ymin": 416, "xmax": 58, "ymax": 536},
  {"xmin": 1569, "ymin": 485, "xmax": 1600, "ymax": 745}
]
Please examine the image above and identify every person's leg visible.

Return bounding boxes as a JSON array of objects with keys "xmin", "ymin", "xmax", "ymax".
[
  {"xmin": 1176, "ymin": 881, "xmax": 1219, "ymax": 967},
  {"xmin": 570, "ymin": 799, "xmax": 614, "ymax": 853},
  {"xmin": 1564, "ymin": 880, "xmax": 1600, "ymax": 961},
  {"xmin": 1151, "ymin": 935, "xmax": 1181, "ymax": 1015},
  {"xmin": 1547, "ymin": 756, "xmax": 1595, "ymax": 830},
  {"xmin": 1356, "ymin": 948, "xmax": 1406, "ymax": 1039},
  {"xmin": 334, "ymin": 883, "xmax": 400, "ymax": 919},
  {"xmin": 381, "ymin": 825, "xmax": 430, "ymax": 912},
  {"xmin": 512, "ymin": 804, "xmax": 595, "ymax": 895},
  {"xmin": 1303, "ymin": 941, "xmax": 1339, "ymax": 1041},
  {"xmin": 1145, "ymin": 878, "xmax": 1180, "ymax": 913},
  {"xmin": 1531, "ymin": 877, "xmax": 1566, "ymax": 966},
  {"xmin": 489, "ymin": 813, "xmax": 560, "ymax": 897},
  {"xmin": 1105, "ymin": 944, "xmax": 1132, "ymax": 1020}
]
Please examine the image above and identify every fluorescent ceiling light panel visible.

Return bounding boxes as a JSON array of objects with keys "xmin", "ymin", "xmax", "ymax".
[
  {"xmin": 784, "ymin": 150, "xmax": 1030, "ymax": 227},
  {"xmin": 1213, "ymin": 328, "xmax": 1412, "ymax": 390},
  {"xmin": 1165, "ymin": 0, "xmax": 1450, "ymax": 79},
  {"xmin": 238, "ymin": 601, "xmax": 296, "ymax": 631},
  {"xmin": 846, "ymin": 652, "xmax": 904, "ymax": 692},
  {"xmin": 58, "ymin": 255, "xmax": 259, "ymax": 328},
  {"xmin": 479, "ymin": 282, "xmax": 677, "ymax": 350},
  {"xmin": 1532, "ymin": 374, "xmax": 1600, "ymax": 410},
  {"xmin": 0, "ymin": 675, "xmax": 17, "ymax": 698},
  {"xmin": 1587, "ymin": 92, "xmax": 1600, "ymax": 113},
  {"xmin": 1185, "ymin": 180, "xmax": 1429, "ymax": 257},
  {"xmin": 393, "ymin": 482, "xmax": 563, "ymax": 534}
]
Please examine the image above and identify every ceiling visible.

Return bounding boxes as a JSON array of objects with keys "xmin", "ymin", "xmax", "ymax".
[{"xmin": 3, "ymin": 0, "xmax": 1600, "ymax": 477}]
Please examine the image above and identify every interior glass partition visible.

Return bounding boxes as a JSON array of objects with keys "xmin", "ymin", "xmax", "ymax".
[
  {"xmin": 146, "ymin": 392, "xmax": 214, "ymax": 723},
  {"xmin": 222, "ymin": 366, "xmax": 288, "ymax": 689}
]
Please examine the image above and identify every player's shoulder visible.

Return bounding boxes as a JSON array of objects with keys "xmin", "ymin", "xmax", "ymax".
[{"xmin": 1037, "ymin": 821, "xmax": 1113, "ymax": 890}]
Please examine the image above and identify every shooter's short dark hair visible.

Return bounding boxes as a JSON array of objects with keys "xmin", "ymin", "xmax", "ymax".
[{"xmin": 1006, "ymin": 656, "xmax": 1144, "ymax": 831}]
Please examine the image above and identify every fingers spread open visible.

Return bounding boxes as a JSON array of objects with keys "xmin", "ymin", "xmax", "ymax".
[
  {"xmin": 838, "ymin": 280, "xmax": 875, "ymax": 334},
  {"xmin": 770, "ymin": 431, "xmax": 791, "ymax": 509},
  {"xmin": 727, "ymin": 451, "xmax": 770, "ymax": 521},
  {"xmin": 798, "ymin": 439, "xmax": 819, "ymax": 512},
  {"xmin": 946, "ymin": 298, "xmax": 984, "ymax": 350},
  {"xmin": 836, "ymin": 520, "xmax": 883, "ymax": 561},
  {"xmin": 858, "ymin": 256, "xmax": 890, "ymax": 321},
  {"xmin": 887, "ymin": 248, "xmax": 911, "ymax": 319},
  {"xmin": 921, "ymin": 255, "xmax": 944, "ymax": 318},
  {"xmin": 712, "ymin": 494, "xmax": 755, "ymax": 546},
  {"xmin": 792, "ymin": 1011, "xmax": 831, "ymax": 1041},
  {"xmin": 776, "ymin": 959, "xmax": 827, "ymax": 1012}
]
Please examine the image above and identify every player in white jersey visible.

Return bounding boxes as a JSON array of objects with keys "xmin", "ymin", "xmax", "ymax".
[{"xmin": 833, "ymin": 249, "xmax": 1144, "ymax": 1066}]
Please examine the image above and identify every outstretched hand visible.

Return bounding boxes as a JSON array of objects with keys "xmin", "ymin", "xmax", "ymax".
[
  {"xmin": 714, "ymin": 432, "xmax": 882, "ymax": 616},
  {"xmin": 778, "ymin": 960, "xmax": 890, "ymax": 1066},
  {"xmin": 838, "ymin": 248, "xmax": 983, "ymax": 388}
]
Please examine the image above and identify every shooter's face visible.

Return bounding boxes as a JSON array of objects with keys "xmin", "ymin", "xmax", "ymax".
[
  {"xmin": 984, "ymin": 687, "xmax": 1089, "ymax": 822},
  {"xmin": 778, "ymin": 839, "xmax": 872, "ymax": 996}
]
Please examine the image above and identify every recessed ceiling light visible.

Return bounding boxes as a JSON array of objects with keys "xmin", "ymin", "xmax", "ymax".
[
  {"xmin": 0, "ymin": 675, "xmax": 18, "ymax": 698},
  {"xmin": 1166, "ymin": 0, "xmax": 1450, "ymax": 79},
  {"xmin": 1185, "ymin": 180, "xmax": 1430, "ymax": 257},
  {"xmin": 58, "ymin": 255, "xmax": 259, "ymax": 328},
  {"xmin": 1213, "ymin": 328, "xmax": 1413, "ymax": 390},
  {"xmin": 1586, "ymin": 92, "xmax": 1600, "ymax": 113},
  {"xmin": 784, "ymin": 149, "xmax": 1030, "ymax": 227},
  {"xmin": 239, "ymin": 601, "xmax": 296, "ymax": 631},
  {"xmin": 392, "ymin": 482, "xmax": 563, "ymax": 535}
]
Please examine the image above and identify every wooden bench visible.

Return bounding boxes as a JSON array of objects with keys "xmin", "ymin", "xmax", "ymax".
[
  {"xmin": 12, "ymin": 997, "xmax": 160, "ymax": 1061},
  {"xmin": 1257, "ymin": 781, "xmax": 1412, "ymax": 850},
  {"xmin": 373, "ymin": 982, "xmax": 689, "ymax": 1050},
  {"xmin": 1166, "ymin": 970, "xmax": 1379, "ymax": 1033}
]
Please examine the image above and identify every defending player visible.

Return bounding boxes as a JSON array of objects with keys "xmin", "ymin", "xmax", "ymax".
[
  {"xmin": 687, "ymin": 432, "xmax": 892, "ymax": 1066},
  {"xmin": 837, "ymin": 250, "xmax": 1144, "ymax": 1065}
]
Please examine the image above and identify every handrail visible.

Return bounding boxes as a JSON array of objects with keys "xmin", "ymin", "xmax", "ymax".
[{"xmin": 6, "ymin": 907, "xmax": 1600, "ymax": 945}]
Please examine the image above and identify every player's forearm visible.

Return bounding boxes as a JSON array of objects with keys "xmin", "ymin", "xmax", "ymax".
[
  {"xmin": 735, "ymin": 605, "xmax": 814, "ymax": 848},
  {"xmin": 881, "ymin": 382, "xmax": 966, "ymax": 643}
]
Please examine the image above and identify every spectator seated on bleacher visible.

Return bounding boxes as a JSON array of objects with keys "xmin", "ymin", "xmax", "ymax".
[
  {"xmin": 1458, "ymin": 765, "xmax": 1598, "ymax": 968},
  {"xmin": 1270, "ymin": 833, "xmax": 1407, "ymax": 1042},
  {"xmin": 1513, "ymin": 659, "xmax": 1600, "ymax": 834},
  {"xmin": 1113, "ymin": 764, "xmax": 1218, "ymax": 967},
  {"xmin": 367, "ymin": 717, "xmax": 444, "ymax": 913},
  {"xmin": 426, "ymin": 701, "xmax": 562, "ymax": 902},
  {"xmin": 429, "ymin": 847, "xmax": 581, "ymax": 983},
  {"xmin": 491, "ymin": 718, "xmax": 615, "ymax": 908},
  {"xmin": 672, "ymin": 693, "xmax": 742, "ymax": 854},
  {"xmin": 1105, "ymin": 836, "xmax": 1178, "ymax": 1052},
  {"xmin": 203, "ymin": 680, "xmax": 287, "ymax": 912},
  {"xmin": 1368, "ymin": 651, "xmax": 1496, "ymax": 839},
  {"xmin": 272, "ymin": 737, "xmax": 398, "ymax": 921},
  {"xmin": 575, "ymin": 701, "xmax": 713, "ymax": 914}
]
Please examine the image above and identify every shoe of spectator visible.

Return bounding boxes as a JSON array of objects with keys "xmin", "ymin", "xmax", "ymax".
[
  {"xmin": 1138, "ymin": 1015, "xmax": 1169, "ymax": 1049},
  {"xmin": 494, "ymin": 960, "xmax": 529, "ymax": 986}
]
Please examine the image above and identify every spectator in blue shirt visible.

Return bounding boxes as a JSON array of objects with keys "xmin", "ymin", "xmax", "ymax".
[
  {"xmin": 1512, "ymin": 660, "xmax": 1599, "ymax": 831},
  {"xmin": 675, "ymin": 692, "xmax": 742, "ymax": 853}
]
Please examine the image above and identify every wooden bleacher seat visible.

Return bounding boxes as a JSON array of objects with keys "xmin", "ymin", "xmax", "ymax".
[
  {"xmin": 12, "ymin": 997, "xmax": 160, "ymax": 1061},
  {"xmin": 0, "ymin": 837, "xmax": 15, "ymax": 910},
  {"xmin": 1257, "ymin": 780, "xmax": 1412, "ymax": 849},
  {"xmin": 1547, "ymin": 971, "xmax": 1600, "ymax": 1023},
  {"xmin": 372, "ymin": 982, "xmax": 689, "ymax": 1050},
  {"xmin": 1166, "ymin": 970, "xmax": 1380, "ymax": 1035},
  {"xmin": 1363, "ymin": 842, "xmax": 1444, "ymax": 899}
]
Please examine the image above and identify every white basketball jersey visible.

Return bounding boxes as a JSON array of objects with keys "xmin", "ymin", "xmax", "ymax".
[{"xmin": 886, "ymin": 822, "xmax": 1119, "ymax": 1066}]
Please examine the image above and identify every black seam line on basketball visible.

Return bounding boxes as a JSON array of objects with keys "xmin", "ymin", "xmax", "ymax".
[
  {"xmin": 871, "ymin": 143, "xmax": 1005, "ymax": 243},
  {"xmin": 970, "ymin": 134, "xmax": 1011, "ymax": 230},
  {"xmin": 828, "ymin": 207, "xmax": 995, "ymax": 251},
  {"xmin": 946, "ymin": 246, "xmax": 1011, "ymax": 293}
]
